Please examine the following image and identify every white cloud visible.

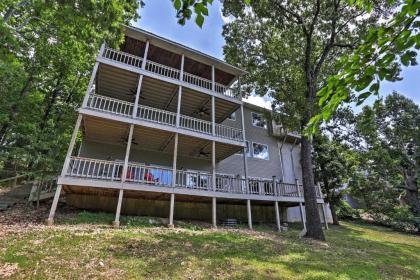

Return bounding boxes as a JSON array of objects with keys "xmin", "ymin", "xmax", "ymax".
[{"xmin": 243, "ymin": 94, "xmax": 273, "ymax": 110}]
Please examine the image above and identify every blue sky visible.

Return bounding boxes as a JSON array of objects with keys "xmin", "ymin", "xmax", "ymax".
[{"xmin": 134, "ymin": 0, "xmax": 419, "ymax": 108}]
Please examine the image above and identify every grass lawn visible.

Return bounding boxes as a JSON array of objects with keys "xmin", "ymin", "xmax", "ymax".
[{"xmin": 1, "ymin": 210, "xmax": 419, "ymax": 279}]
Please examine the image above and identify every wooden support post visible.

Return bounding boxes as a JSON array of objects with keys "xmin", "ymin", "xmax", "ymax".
[
  {"xmin": 171, "ymin": 133, "xmax": 179, "ymax": 188},
  {"xmin": 299, "ymin": 202, "xmax": 307, "ymax": 231},
  {"xmin": 274, "ymin": 201, "xmax": 281, "ymax": 232},
  {"xmin": 212, "ymin": 197, "xmax": 217, "ymax": 228},
  {"xmin": 45, "ymin": 184, "xmax": 62, "ymax": 226},
  {"xmin": 47, "ymin": 113, "xmax": 82, "ymax": 225},
  {"xmin": 176, "ymin": 86, "xmax": 182, "ymax": 128},
  {"xmin": 60, "ymin": 115, "xmax": 83, "ymax": 177},
  {"xmin": 296, "ymin": 179, "xmax": 307, "ymax": 231},
  {"xmin": 82, "ymin": 62, "xmax": 100, "ymax": 108},
  {"xmin": 169, "ymin": 193, "xmax": 175, "ymax": 228},
  {"xmin": 212, "ymin": 141, "xmax": 216, "ymax": 191},
  {"xmin": 180, "ymin": 54, "xmax": 184, "ymax": 81},
  {"xmin": 113, "ymin": 189, "xmax": 124, "ymax": 228},
  {"xmin": 121, "ymin": 125, "xmax": 134, "ymax": 183},
  {"xmin": 322, "ymin": 203, "xmax": 329, "ymax": 230},
  {"xmin": 247, "ymin": 199, "xmax": 253, "ymax": 230},
  {"xmin": 141, "ymin": 40, "xmax": 150, "ymax": 69},
  {"xmin": 133, "ymin": 75, "xmax": 144, "ymax": 118},
  {"xmin": 240, "ymin": 103, "xmax": 249, "ymax": 193}
]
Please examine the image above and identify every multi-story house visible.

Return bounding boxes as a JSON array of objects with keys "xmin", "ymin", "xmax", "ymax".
[{"xmin": 46, "ymin": 26, "xmax": 330, "ymax": 230}]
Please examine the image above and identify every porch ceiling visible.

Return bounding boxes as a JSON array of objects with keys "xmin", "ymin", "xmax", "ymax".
[
  {"xmin": 95, "ymin": 64, "xmax": 239, "ymax": 123},
  {"xmin": 81, "ymin": 115, "xmax": 242, "ymax": 162}
]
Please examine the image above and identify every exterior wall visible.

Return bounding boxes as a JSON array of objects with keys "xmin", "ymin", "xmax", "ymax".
[{"xmin": 217, "ymin": 105, "xmax": 301, "ymax": 182}]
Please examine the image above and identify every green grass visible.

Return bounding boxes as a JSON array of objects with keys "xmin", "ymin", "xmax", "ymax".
[{"xmin": 1, "ymin": 212, "xmax": 419, "ymax": 279}]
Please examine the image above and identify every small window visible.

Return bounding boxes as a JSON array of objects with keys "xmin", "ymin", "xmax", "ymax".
[
  {"xmin": 236, "ymin": 141, "xmax": 251, "ymax": 157},
  {"xmin": 228, "ymin": 112, "xmax": 236, "ymax": 121},
  {"xmin": 252, "ymin": 142, "xmax": 269, "ymax": 160},
  {"xmin": 251, "ymin": 112, "xmax": 267, "ymax": 128}
]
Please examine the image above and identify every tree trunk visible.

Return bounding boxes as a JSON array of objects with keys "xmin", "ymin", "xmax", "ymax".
[
  {"xmin": 403, "ymin": 168, "xmax": 419, "ymax": 214},
  {"xmin": 301, "ymin": 135, "xmax": 326, "ymax": 240},
  {"xmin": 330, "ymin": 203, "xmax": 340, "ymax": 225}
]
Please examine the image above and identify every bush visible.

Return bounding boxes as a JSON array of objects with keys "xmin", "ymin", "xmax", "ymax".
[{"xmin": 337, "ymin": 200, "xmax": 360, "ymax": 220}]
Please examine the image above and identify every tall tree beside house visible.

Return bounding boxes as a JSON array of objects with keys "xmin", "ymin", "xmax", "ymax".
[
  {"xmin": 351, "ymin": 93, "xmax": 419, "ymax": 222},
  {"xmin": 222, "ymin": 0, "xmax": 395, "ymax": 240},
  {"xmin": 0, "ymin": 1, "xmax": 139, "ymax": 173},
  {"xmin": 313, "ymin": 135, "xmax": 358, "ymax": 225}
]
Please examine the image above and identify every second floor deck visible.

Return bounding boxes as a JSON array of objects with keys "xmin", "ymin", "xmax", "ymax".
[{"xmin": 60, "ymin": 156, "xmax": 324, "ymax": 203}]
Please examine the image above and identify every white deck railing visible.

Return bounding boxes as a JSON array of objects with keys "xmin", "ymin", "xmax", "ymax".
[
  {"xmin": 100, "ymin": 47, "xmax": 241, "ymax": 100},
  {"xmin": 66, "ymin": 157, "xmax": 124, "ymax": 181},
  {"xmin": 145, "ymin": 60, "xmax": 180, "ymax": 80},
  {"xmin": 85, "ymin": 94, "xmax": 243, "ymax": 142},
  {"xmin": 182, "ymin": 72, "xmax": 212, "ymax": 90},
  {"xmin": 102, "ymin": 47, "xmax": 143, "ymax": 68},
  {"xmin": 65, "ymin": 157, "xmax": 323, "ymax": 198},
  {"xmin": 215, "ymin": 124, "xmax": 243, "ymax": 141},
  {"xmin": 87, "ymin": 94, "xmax": 134, "ymax": 117},
  {"xmin": 179, "ymin": 115, "xmax": 213, "ymax": 135},
  {"xmin": 137, "ymin": 104, "xmax": 177, "ymax": 126}
]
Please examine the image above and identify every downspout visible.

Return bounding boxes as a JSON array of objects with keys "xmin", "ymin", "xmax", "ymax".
[
  {"xmin": 278, "ymin": 136, "xmax": 287, "ymax": 182},
  {"xmin": 290, "ymin": 138, "xmax": 298, "ymax": 182}
]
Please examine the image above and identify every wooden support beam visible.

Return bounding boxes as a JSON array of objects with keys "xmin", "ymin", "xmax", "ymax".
[
  {"xmin": 82, "ymin": 62, "xmax": 100, "ymax": 107},
  {"xmin": 212, "ymin": 197, "xmax": 217, "ymax": 228},
  {"xmin": 121, "ymin": 125, "xmax": 134, "ymax": 184},
  {"xmin": 169, "ymin": 193, "xmax": 175, "ymax": 227},
  {"xmin": 212, "ymin": 140, "xmax": 216, "ymax": 191},
  {"xmin": 141, "ymin": 40, "xmax": 150, "ymax": 69},
  {"xmin": 274, "ymin": 201, "xmax": 281, "ymax": 232},
  {"xmin": 322, "ymin": 203, "xmax": 329, "ymax": 230},
  {"xmin": 113, "ymin": 189, "xmax": 124, "ymax": 228},
  {"xmin": 45, "ymin": 184, "xmax": 62, "ymax": 225},
  {"xmin": 171, "ymin": 133, "xmax": 179, "ymax": 188},
  {"xmin": 60, "ymin": 114, "xmax": 83, "ymax": 177},
  {"xmin": 296, "ymin": 179, "xmax": 307, "ymax": 231},
  {"xmin": 132, "ymin": 75, "xmax": 144, "ymax": 118},
  {"xmin": 247, "ymin": 199, "xmax": 253, "ymax": 230},
  {"xmin": 240, "ymin": 102, "xmax": 249, "ymax": 190}
]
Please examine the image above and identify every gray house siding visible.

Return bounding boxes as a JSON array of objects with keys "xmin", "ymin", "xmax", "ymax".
[{"xmin": 217, "ymin": 105, "xmax": 288, "ymax": 180}]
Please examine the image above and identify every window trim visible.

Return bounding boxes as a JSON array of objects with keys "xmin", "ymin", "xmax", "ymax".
[
  {"xmin": 251, "ymin": 141, "xmax": 270, "ymax": 160},
  {"xmin": 251, "ymin": 112, "xmax": 267, "ymax": 129}
]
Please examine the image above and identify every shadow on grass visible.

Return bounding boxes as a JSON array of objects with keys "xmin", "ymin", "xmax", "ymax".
[{"xmin": 52, "ymin": 211, "xmax": 420, "ymax": 279}]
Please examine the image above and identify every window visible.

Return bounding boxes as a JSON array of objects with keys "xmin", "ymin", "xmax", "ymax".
[
  {"xmin": 236, "ymin": 141, "xmax": 251, "ymax": 157},
  {"xmin": 228, "ymin": 112, "xmax": 236, "ymax": 121},
  {"xmin": 252, "ymin": 142, "xmax": 269, "ymax": 160},
  {"xmin": 251, "ymin": 112, "xmax": 267, "ymax": 128}
]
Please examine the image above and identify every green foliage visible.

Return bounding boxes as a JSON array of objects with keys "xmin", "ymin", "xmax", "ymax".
[
  {"xmin": 309, "ymin": 0, "xmax": 419, "ymax": 134},
  {"xmin": 172, "ymin": 0, "xmax": 213, "ymax": 27},
  {"xmin": 0, "ymin": 1, "xmax": 139, "ymax": 174},
  {"xmin": 332, "ymin": 93, "xmax": 420, "ymax": 232},
  {"xmin": 336, "ymin": 200, "xmax": 360, "ymax": 220}
]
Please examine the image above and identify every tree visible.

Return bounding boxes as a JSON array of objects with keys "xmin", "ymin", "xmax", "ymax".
[
  {"xmin": 222, "ymin": 0, "xmax": 395, "ymax": 240},
  {"xmin": 0, "ymin": 1, "xmax": 140, "ymax": 173},
  {"xmin": 313, "ymin": 133, "xmax": 358, "ymax": 225},
  {"xmin": 354, "ymin": 93, "xmax": 419, "ymax": 215},
  {"xmin": 309, "ymin": 0, "xmax": 419, "ymax": 133}
]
